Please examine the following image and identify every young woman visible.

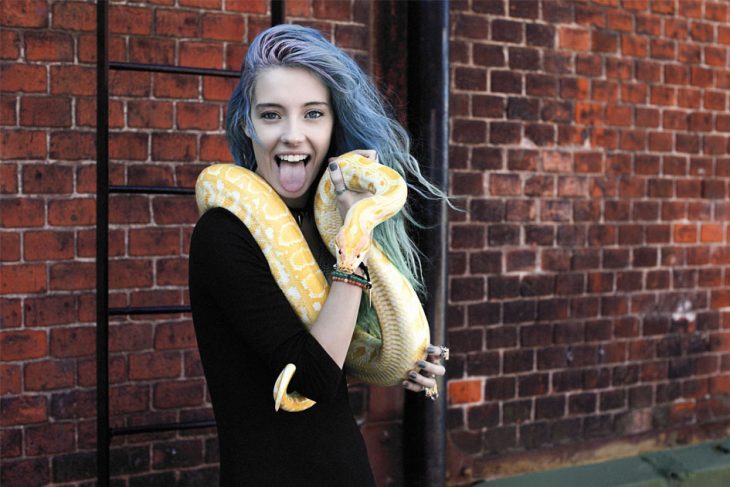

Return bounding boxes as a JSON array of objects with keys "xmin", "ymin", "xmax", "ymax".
[{"xmin": 189, "ymin": 24, "xmax": 447, "ymax": 486}]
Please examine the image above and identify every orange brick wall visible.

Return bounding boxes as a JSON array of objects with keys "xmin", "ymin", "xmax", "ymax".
[{"xmin": 446, "ymin": 0, "xmax": 730, "ymax": 483}]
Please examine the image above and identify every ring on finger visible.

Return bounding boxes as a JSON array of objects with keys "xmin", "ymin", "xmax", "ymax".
[
  {"xmin": 440, "ymin": 346, "xmax": 450, "ymax": 361},
  {"xmin": 334, "ymin": 186, "xmax": 347, "ymax": 196},
  {"xmin": 424, "ymin": 385, "xmax": 439, "ymax": 400}
]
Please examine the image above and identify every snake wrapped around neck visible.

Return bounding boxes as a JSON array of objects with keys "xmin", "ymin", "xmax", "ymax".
[{"xmin": 195, "ymin": 152, "xmax": 431, "ymax": 412}]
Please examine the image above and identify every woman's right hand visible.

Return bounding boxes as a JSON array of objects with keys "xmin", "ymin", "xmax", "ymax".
[{"xmin": 327, "ymin": 150, "xmax": 377, "ymax": 221}]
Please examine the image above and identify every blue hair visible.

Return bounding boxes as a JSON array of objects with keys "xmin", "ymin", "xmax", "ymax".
[{"xmin": 226, "ymin": 24, "xmax": 447, "ymax": 305}]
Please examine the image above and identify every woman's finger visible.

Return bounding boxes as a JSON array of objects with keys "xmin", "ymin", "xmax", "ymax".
[
  {"xmin": 403, "ymin": 380, "xmax": 422, "ymax": 392},
  {"xmin": 328, "ymin": 160, "xmax": 347, "ymax": 195},
  {"xmin": 407, "ymin": 370, "xmax": 437, "ymax": 389},
  {"xmin": 416, "ymin": 360, "xmax": 445, "ymax": 377},
  {"xmin": 426, "ymin": 344, "xmax": 450, "ymax": 362},
  {"xmin": 351, "ymin": 149, "xmax": 377, "ymax": 162}
]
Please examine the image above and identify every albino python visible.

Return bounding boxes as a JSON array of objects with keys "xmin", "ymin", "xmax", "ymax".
[{"xmin": 195, "ymin": 152, "xmax": 431, "ymax": 412}]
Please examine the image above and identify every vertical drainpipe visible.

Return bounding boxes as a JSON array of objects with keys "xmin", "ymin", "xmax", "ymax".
[
  {"xmin": 95, "ymin": 1, "xmax": 110, "ymax": 485},
  {"xmin": 403, "ymin": 1, "xmax": 450, "ymax": 486}
]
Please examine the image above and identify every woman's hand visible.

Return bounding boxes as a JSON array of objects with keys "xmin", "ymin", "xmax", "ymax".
[
  {"xmin": 403, "ymin": 344, "xmax": 448, "ymax": 398},
  {"xmin": 328, "ymin": 149, "xmax": 377, "ymax": 221}
]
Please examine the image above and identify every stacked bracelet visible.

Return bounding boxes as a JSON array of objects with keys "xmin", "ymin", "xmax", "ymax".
[{"xmin": 331, "ymin": 267, "xmax": 372, "ymax": 291}]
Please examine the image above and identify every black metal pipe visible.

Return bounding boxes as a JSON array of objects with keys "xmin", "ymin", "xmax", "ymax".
[
  {"xmin": 404, "ymin": 1, "xmax": 449, "ymax": 486},
  {"xmin": 111, "ymin": 420, "xmax": 216, "ymax": 437},
  {"xmin": 109, "ymin": 185, "xmax": 194, "ymax": 195},
  {"xmin": 109, "ymin": 305, "xmax": 191, "ymax": 316},
  {"xmin": 109, "ymin": 61, "xmax": 239, "ymax": 78},
  {"xmin": 95, "ymin": 2, "xmax": 110, "ymax": 486},
  {"xmin": 271, "ymin": 0, "xmax": 284, "ymax": 26}
]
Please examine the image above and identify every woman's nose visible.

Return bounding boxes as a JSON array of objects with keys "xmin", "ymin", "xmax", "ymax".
[{"xmin": 281, "ymin": 121, "xmax": 305, "ymax": 145}]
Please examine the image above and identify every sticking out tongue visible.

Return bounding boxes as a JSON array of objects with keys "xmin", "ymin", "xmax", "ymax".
[{"xmin": 278, "ymin": 161, "xmax": 307, "ymax": 193}]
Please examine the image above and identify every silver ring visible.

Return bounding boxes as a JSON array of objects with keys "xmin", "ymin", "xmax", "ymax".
[
  {"xmin": 334, "ymin": 186, "xmax": 347, "ymax": 196},
  {"xmin": 440, "ymin": 346, "xmax": 450, "ymax": 361}
]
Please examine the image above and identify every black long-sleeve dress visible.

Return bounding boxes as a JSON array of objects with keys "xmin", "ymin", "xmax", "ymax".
[{"xmin": 189, "ymin": 207, "xmax": 375, "ymax": 487}]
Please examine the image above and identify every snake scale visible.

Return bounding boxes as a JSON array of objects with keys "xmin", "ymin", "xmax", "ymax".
[{"xmin": 195, "ymin": 152, "xmax": 431, "ymax": 412}]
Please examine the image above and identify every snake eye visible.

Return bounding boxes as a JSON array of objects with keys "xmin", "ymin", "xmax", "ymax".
[
  {"xmin": 356, "ymin": 254, "xmax": 360, "ymax": 258},
  {"xmin": 338, "ymin": 249, "xmax": 342, "ymax": 254}
]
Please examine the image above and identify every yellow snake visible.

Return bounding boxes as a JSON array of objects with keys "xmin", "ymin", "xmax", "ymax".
[{"xmin": 195, "ymin": 152, "xmax": 431, "ymax": 412}]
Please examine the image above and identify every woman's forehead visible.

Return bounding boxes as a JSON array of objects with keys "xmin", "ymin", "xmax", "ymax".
[{"xmin": 252, "ymin": 66, "xmax": 330, "ymax": 106}]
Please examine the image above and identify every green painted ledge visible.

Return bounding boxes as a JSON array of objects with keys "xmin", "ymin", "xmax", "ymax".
[{"xmin": 473, "ymin": 438, "xmax": 730, "ymax": 487}]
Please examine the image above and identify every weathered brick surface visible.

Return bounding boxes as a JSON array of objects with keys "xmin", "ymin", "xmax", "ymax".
[
  {"xmin": 0, "ymin": 2, "xmax": 381, "ymax": 486},
  {"xmin": 448, "ymin": 0, "xmax": 730, "ymax": 483}
]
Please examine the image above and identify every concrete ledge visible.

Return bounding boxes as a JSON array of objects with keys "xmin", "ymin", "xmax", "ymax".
[{"xmin": 474, "ymin": 439, "xmax": 730, "ymax": 487}]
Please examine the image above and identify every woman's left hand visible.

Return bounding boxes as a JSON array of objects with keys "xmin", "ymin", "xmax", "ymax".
[{"xmin": 403, "ymin": 344, "xmax": 447, "ymax": 396}]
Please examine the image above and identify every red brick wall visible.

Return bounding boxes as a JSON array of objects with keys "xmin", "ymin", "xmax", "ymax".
[
  {"xmin": 447, "ymin": 0, "xmax": 730, "ymax": 483},
  {"xmin": 1, "ymin": 1, "xmax": 396, "ymax": 486}
]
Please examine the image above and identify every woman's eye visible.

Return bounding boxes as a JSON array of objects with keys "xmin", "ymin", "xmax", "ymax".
[
  {"xmin": 305, "ymin": 110, "xmax": 324, "ymax": 119},
  {"xmin": 260, "ymin": 112, "xmax": 280, "ymax": 120}
]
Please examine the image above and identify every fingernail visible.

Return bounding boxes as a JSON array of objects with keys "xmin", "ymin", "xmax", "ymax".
[
  {"xmin": 417, "ymin": 361, "xmax": 427, "ymax": 368},
  {"xmin": 408, "ymin": 371, "xmax": 418, "ymax": 379},
  {"xmin": 329, "ymin": 162, "xmax": 338, "ymax": 171},
  {"xmin": 427, "ymin": 345, "xmax": 437, "ymax": 354}
]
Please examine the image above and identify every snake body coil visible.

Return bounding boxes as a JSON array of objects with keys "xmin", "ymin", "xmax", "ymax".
[{"xmin": 195, "ymin": 153, "xmax": 431, "ymax": 412}]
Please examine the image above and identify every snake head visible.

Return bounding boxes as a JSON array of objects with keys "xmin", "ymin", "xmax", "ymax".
[{"xmin": 335, "ymin": 229, "xmax": 370, "ymax": 274}]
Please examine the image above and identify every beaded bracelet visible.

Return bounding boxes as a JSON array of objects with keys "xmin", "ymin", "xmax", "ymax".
[{"xmin": 331, "ymin": 268, "xmax": 372, "ymax": 290}]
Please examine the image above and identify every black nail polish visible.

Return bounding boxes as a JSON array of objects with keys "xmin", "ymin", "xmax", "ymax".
[
  {"xmin": 329, "ymin": 162, "xmax": 338, "ymax": 171},
  {"xmin": 408, "ymin": 371, "xmax": 417, "ymax": 379},
  {"xmin": 417, "ymin": 361, "xmax": 426, "ymax": 368}
]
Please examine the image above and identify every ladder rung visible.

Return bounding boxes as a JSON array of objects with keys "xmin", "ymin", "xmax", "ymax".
[
  {"xmin": 109, "ymin": 305, "xmax": 191, "ymax": 316},
  {"xmin": 110, "ymin": 61, "xmax": 239, "ymax": 78},
  {"xmin": 110, "ymin": 185, "xmax": 194, "ymax": 195},
  {"xmin": 110, "ymin": 419, "xmax": 216, "ymax": 437}
]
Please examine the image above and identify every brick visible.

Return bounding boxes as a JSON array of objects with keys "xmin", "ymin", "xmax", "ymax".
[
  {"xmin": 203, "ymin": 76, "xmax": 238, "ymax": 101},
  {"xmin": 48, "ymin": 262, "xmax": 93, "ymax": 291},
  {"xmin": 25, "ymin": 31, "xmax": 73, "ymax": 61},
  {"xmin": 110, "ymin": 5, "xmax": 152, "ymax": 35},
  {"xmin": 1, "ymin": 130, "xmax": 46, "ymax": 159},
  {"xmin": 129, "ymin": 37, "xmax": 176, "ymax": 65},
  {"xmin": 454, "ymin": 121, "xmax": 486, "ymax": 145},
  {"xmin": 1, "ymin": 263, "xmax": 46, "ymax": 294},
  {"xmin": 0, "ymin": 395, "xmax": 47, "ymax": 426},
  {"xmin": 50, "ymin": 65, "xmax": 95, "ymax": 96},
  {"xmin": 180, "ymin": 41, "xmax": 224, "ymax": 70},
  {"xmin": 155, "ymin": 320, "xmax": 197, "ymax": 350},
  {"xmin": 453, "ymin": 13, "xmax": 488, "ymax": 39},
  {"xmin": 128, "ymin": 100, "xmax": 174, "ymax": 129},
  {"xmin": 177, "ymin": 102, "xmax": 220, "ymax": 130},
  {"xmin": 0, "ymin": 297, "xmax": 21, "ymax": 329},
  {"xmin": 155, "ymin": 9, "xmax": 199, "ymax": 37},
  {"xmin": 47, "ymin": 198, "xmax": 95, "ymax": 226},
  {"xmin": 490, "ymin": 71, "xmax": 522, "ymax": 94},
  {"xmin": 49, "ymin": 326, "xmax": 94, "ymax": 358},
  {"xmin": 154, "ymin": 379, "xmax": 205, "ymax": 408},
  {"xmin": 22, "ymin": 164, "xmax": 74, "ymax": 194},
  {"xmin": 49, "ymin": 131, "xmax": 95, "ymax": 160},
  {"xmin": 110, "ymin": 132, "xmax": 148, "ymax": 161},
  {"xmin": 474, "ymin": 43, "xmax": 505, "ymax": 67},
  {"xmin": 1, "ymin": 329, "xmax": 47, "ymax": 362},
  {"xmin": 559, "ymin": 27, "xmax": 590, "ymax": 50},
  {"xmin": 24, "ymin": 360, "xmax": 75, "ymax": 391},
  {"xmin": 489, "ymin": 18, "xmax": 522, "ymax": 43},
  {"xmin": 0, "ymin": 30, "xmax": 19, "ymax": 60},
  {"xmin": 448, "ymin": 379, "xmax": 482, "ymax": 405},
  {"xmin": 2, "ymin": 0, "xmax": 48, "ymax": 26},
  {"xmin": 0, "ymin": 232, "xmax": 19, "ymax": 261},
  {"xmin": 152, "ymin": 133, "xmax": 197, "ymax": 162},
  {"xmin": 0, "ymin": 95, "xmax": 16, "ymax": 127}
]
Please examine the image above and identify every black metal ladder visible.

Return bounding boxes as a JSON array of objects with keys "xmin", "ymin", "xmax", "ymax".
[{"xmin": 95, "ymin": 3, "xmax": 283, "ymax": 485}]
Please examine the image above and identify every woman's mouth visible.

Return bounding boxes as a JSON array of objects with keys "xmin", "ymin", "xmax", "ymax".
[{"xmin": 275, "ymin": 154, "xmax": 312, "ymax": 193}]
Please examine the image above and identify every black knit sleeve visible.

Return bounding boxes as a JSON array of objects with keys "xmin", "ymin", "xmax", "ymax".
[{"xmin": 189, "ymin": 207, "xmax": 343, "ymax": 402}]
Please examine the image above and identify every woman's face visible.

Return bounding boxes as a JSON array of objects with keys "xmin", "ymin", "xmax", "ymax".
[{"xmin": 249, "ymin": 66, "xmax": 334, "ymax": 208}]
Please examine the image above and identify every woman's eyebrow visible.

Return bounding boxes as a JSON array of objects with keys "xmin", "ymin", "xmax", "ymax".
[{"xmin": 254, "ymin": 101, "xmax": 329, "ymax": 109}]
